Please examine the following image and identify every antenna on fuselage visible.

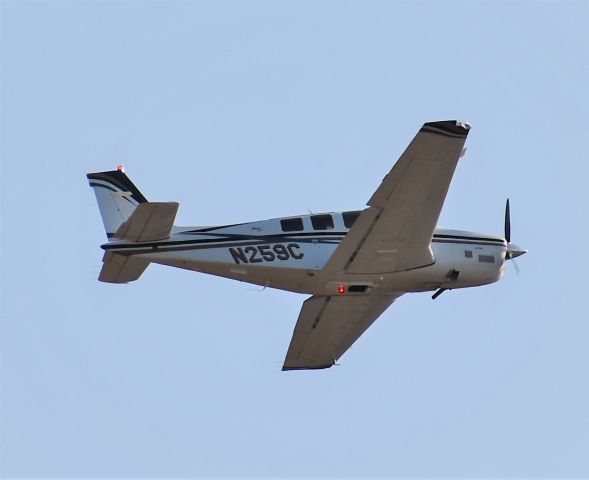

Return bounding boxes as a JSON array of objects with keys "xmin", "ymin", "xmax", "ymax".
[{"xmin": 432, "ymin": 288, "xmax": 449, "ymax": 300}]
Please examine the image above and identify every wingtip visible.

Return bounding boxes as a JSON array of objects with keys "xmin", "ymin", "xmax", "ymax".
[
  {"xmin": 282, "ymin": 363, "xmax": 335, "ymax": 372},
  {"xmin": 422, "ymin": 120, "xmax": 470, "ymax": 138}
]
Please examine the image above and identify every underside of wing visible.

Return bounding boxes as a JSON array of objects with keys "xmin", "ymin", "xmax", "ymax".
[
  {"xmin": 325, "ymin": 120, "xmax": 470, "ymax": 274},
  {"xmin": 283, "ymin": 294, "xmax": 401, "ymax": 370}
]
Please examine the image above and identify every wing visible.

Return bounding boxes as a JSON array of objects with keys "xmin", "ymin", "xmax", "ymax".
[
  {"xmin": 282, "ymin": 294, "xmax": 401, "ymax": 370},
  {"xmin": 325, "ymin": 120, "xmax": 470, "ymax": 274}
]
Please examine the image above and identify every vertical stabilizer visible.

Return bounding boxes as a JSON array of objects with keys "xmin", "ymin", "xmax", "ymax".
[{"xmin": 87, "ymin": 169, "xmax": 148, "ymax": 239}]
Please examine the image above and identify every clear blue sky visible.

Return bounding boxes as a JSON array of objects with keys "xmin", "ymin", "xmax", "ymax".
[{"xmin": 1, "ymin": 0, "xmax": 588, "ymax": 477}]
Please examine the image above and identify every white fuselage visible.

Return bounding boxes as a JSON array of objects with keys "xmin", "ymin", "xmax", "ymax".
[{"xmin": 102, "ymin": 211, "xmax": 507, "ymax": 296}]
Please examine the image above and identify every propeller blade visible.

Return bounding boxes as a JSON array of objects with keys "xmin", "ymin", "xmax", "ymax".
[
  {"xmin": 504, "ymin": 198, "xmax": 511, "ymax": 244},
  {"xmin": 512, "ymin": 258, "xmax": 520, "ymax": 275}
]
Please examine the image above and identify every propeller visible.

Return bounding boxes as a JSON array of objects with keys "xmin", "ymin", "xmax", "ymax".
[
  {"xmin": 504, "ymin": 198, "xmax": 527, "ymax": 264},
  {"xmin": 504, "ymin": 199, "xmax": 511, "ymax": 244}
]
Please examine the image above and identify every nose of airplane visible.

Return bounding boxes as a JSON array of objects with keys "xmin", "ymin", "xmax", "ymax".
[{"xmin": 506, "ymin": 243, "xmax": 528, "ymax": 259}]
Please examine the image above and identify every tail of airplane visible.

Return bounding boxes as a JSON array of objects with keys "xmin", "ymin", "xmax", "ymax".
[{"xmin": 87, "ymin": 167, "xmax": 179, "ymax": 283}]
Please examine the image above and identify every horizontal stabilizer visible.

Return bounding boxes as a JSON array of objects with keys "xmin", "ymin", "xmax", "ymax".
[
  {"xmin": 114, "ymin": 202, "xmax": 179, "ymax": 242},
  {"xmin": 99, "ymin": 252, "xmax": 150, "ymax": 283}
]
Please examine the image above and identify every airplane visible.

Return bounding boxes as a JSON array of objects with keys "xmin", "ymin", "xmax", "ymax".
[{"xmin": 87, "ymin": 120, "xmax": 527, "ymax": 371}]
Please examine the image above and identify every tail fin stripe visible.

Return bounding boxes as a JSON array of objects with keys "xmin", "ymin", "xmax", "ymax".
[
  {"xmin": 86, "ymin": 171, "xmax": 147, "ymax": 204},
  {"xmin": 88, "ymin": 181, "xmax": 137, "ymax": 206},
  {"xmin": 88, "ymin": 182, "xmax": 118, "ymax": 193}
]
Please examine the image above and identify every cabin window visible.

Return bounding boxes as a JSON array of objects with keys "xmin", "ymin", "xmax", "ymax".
[
  {"xmin": 311, "ymin": 214, "xmax": 334, "ymax": 230},
  {"xmin": 280, "ymin": 218, "xmax": 304, "ymax": 232},
  {"xmin": 465, "ymin": 250, "xmax": 473, "ymax": 258},
  {"xmin": 478, "ymin": 254, "xmax": 495, "ymax": 263},
  {"xmin": 343, "ymin": 211, "xmax": 361, "ymax": 229}
]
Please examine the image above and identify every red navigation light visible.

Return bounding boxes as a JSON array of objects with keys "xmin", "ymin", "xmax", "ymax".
[
  {"xmin": 117, "ymin": 164, "xmax": 125, "ymax": 172},
  {"xmin": 338, "ymin": 284, "xmax": 345, "ymax": 294}
]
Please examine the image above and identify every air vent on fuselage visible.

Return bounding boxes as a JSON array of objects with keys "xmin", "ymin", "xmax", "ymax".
[{"xmin": 347, "ymin": 285, "xmax": 369, "ymax": 293}]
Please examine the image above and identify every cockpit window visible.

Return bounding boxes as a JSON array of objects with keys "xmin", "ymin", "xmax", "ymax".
[
  {"xmin": 311, "ymin": 214, "xmax": 334, "ymax": 230},
  {"xmin": 343, "ymin": 210, "xmax": 361, "ymax": 229},
  {"xmin": 280, "ymin": 218, "xmax": 304, "ymax": 232}
]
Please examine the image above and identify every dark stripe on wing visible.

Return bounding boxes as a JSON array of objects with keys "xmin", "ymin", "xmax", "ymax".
[{"xmin": 421, "ymin": 120, "xmax": 470, "ymax": 138}]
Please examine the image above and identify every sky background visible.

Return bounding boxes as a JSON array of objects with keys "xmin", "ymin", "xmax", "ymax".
[{"xmin": 1, "ymin": 0, "xmax": 588, "ymax": 477}]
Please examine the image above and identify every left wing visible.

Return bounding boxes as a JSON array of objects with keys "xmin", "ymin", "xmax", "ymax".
[
  {"xmin": 324, "ymin": 120, "xmax": 470, "ymax": 274},
  {"xmin": 283, "ymin": 294, "xmax": 402, "ymax": 370}
]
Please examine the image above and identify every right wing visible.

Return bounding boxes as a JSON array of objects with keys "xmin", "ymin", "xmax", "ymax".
[{"xmin": 282, "ymin": 294, "xmax": 401, "ymax": 370}]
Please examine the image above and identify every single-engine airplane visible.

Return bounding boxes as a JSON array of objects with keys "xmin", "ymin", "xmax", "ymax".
[{"xmin": 87, "ymin": 120, "xmax": 527, "ymax": 370}]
